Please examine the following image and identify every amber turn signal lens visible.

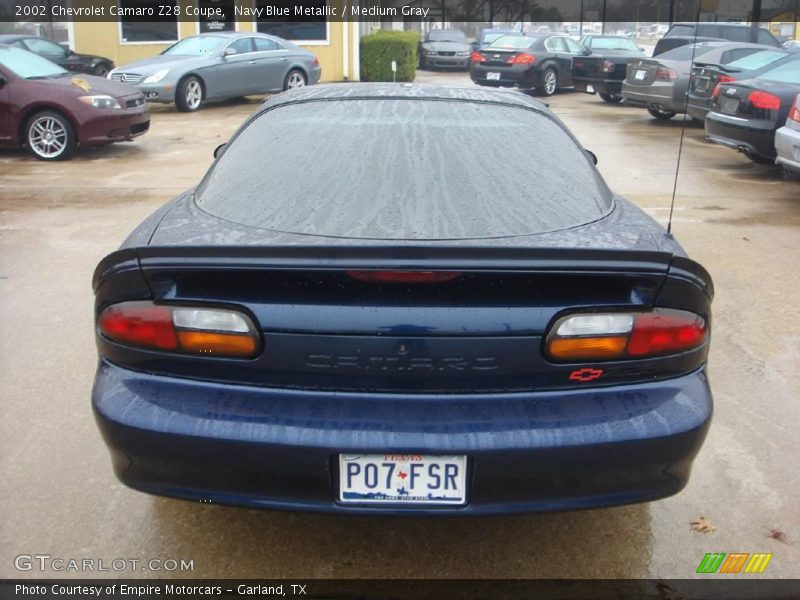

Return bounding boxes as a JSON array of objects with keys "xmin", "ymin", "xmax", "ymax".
[
  {"xmin": 176, "ymin": 331, "xmax": 257, "ymax": 357},
  {"xmin": 548, "ymin": 336, "xmax": 628, "ymax": 361}
]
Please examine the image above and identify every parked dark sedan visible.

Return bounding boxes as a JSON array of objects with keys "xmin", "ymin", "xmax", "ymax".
[
  {"xmin": 572, "ymin": 35, "xmax": 646, "ymax": 103},
  {"xmin": 418, "ymin": 29, "xmax": 472, "ymax": 70},
  {"xmin": 687, "ymin": 49, "xmax": 795, "ymax": 122},
  {"xmin": 470, "ymin": 33, "xmax": 585, "ymax": 96},
  {"xmin": 0, "ymin": 34, "xmax": 114, "ymax": 76},
  {"xmin": 92, "ymin": 84, "xmax": 713, "ymax": 515},
  {"xmin": 623, "ymin": 42, "xmax": 770, "ymax": 120},
  {"xmin": 653, "ymin": 23, "xmax": 781, "ymax": 56},
  {"xmin": 0, "ymin": 46, "xmax": 149, "ymax": 160},
  {"xmin": 706, "ymin": 57, "xmax": 800, "ymax": 163}
]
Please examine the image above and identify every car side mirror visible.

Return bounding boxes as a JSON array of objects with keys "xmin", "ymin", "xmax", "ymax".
[
  {"xmin": 582, "ymin": 48, "xmax": 592, "ymax": 55},
  {"xmin": 222, "ymin": 48, "xmax": 236, "ymax": 58},
  {"xmin": 585, "ymin": 149, "xmax": 598, "ymax": 165},
  {"xmin": 213, "ymin": 143, "xmax": 226, "ymax": 158}
]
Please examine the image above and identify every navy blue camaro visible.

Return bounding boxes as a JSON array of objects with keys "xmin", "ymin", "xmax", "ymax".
[{"xmin": 92, "ymin": 84, "xmax": 713, "ymax": 515}]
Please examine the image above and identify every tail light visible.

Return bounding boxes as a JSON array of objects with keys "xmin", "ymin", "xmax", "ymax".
[
  {"xmin": 508, "ymin": 53, "xmax": 535, "ymax": 65},
  {"xmin": 717, "ymin": 74, "xmax": 736, "ymax": 84},
  {"xmin": 656, "ymin": 67, "xmax": 677, "ymax": 81},
  {"xmin": 98, "ymin": 301, "xmax": 259, "ymax": 358},
  {"xmin": 346, "ymin": 271, "xmax": 461, "ymax": 284},
  {"xmin": 471, "ymin": 51, "xmax": 486, "ymax": 63},
  {"xmin": 602, "ymin": 60, "xmax": 615, "ymax": 73},
  {"xmin": 788, "ymin": 94, "xmax": 800, "ymax": 123},
  {"xmin": 749, "ymin": 90, "xmax": 781, "ymax": 111},
  {"xmin": 312, "ymin": 57, "xmax": 319, "ymax": 66},
  {"xmin": 711, "ymin": 83, "xmax": 722, "ymax": 100},
  {"xmin": 545, "ymin": 308, "xmax": 707, "ymax": 362}
]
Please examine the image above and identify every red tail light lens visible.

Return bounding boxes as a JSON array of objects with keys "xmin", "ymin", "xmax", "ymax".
[
  {"xmin": 546, "ymin": 309, "xmax": 707, "ymax": 362},
  {"xmin": 98, "ymin": 301, "xmax": 259, "ymax": 358},
  {"xmin": 346, "ymin": 271, "xmax": 461, "ymax": 284},
  {"xmin": 711, "ymin": 83, "xmax": 723, "ymax": 100},
  {"xmin": 508, "ymin": 53, "xmax": 535, "ymax": 65},
  {"xmin": 470, "ymin": 51, "xmax": 486, "ymax": 63},
  {"xmin": 749, "ymin": 90, "xmax": 781, "ymax": 110},
  {"xmin": 98, "ymin": 304, "xmax": 177, "ymax": 350},
  {"xmin": 789, "ymin": 94, "xmax": 800, "ymax": 123},
  {"xmin": 656, "ymin": 67, "xmax": 677, "ymax": 80},
  {"xmin": 717, "ymin": 74, "xmax": 736, "ymax": 84}
]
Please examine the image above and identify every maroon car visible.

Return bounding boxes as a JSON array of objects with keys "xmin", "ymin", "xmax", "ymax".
[{"xmin": 0, "ymin": 46, "xmax": 149, "ymax": 160}]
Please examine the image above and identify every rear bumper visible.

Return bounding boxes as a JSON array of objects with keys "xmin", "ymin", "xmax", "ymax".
[
  {"xmin": 93, "ymin": 360, "xmax": 712, "ymax": 515},
  {"xmin": 622, "ymin": 81, "xmax": 684, "ymax": 113},
  {"xmin": 775, "ymin": 125, "xmax": 800, "ymax": 173},
  {"xmin": 705, "ymin": 112, "xmax": 777, "ymax": 160},
  {"xmin": 470, "ymin": 64, "xmax": 538, "ymax": 89},
  {"xmin": 686, "ymin": 97, "xmax": 712, "ymax": 122},
  {"xmin": 573, "ymin": 77, "xmax": 622, "ymax": 96}
]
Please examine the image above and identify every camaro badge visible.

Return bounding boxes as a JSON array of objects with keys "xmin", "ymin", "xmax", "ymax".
[{"xmin": 70, "ymin": 77, "xmax": 91, "ymax": 92}]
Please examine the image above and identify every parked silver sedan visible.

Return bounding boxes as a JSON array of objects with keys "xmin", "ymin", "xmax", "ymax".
[
  {"xmin": 622, "ymin": 41, "xmax": 770, "ymax": 120},
  {"xmin": 776, "ymin": 93, "xmax": 800, "ymax": 174},
  {"xmin": 108, "ymin": 32, "xmax": 321, "ymax": 112}
]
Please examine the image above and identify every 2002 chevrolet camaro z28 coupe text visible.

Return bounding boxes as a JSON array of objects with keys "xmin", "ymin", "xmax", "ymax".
[{"xmin": 92, "ymin": 84, "xmax": 713, "ymax": 515}]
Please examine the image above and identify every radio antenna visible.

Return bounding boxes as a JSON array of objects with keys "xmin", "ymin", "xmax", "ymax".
[{"xmin": 667, "ymin": 2, "xmax": 703, "ymax": 237}]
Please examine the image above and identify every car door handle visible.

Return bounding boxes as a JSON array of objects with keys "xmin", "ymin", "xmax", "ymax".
[
  {"xmin": 280, "ymin": 57, "xmax": 288, "ymax": 61},
  {"xmin": 248, "ymin": 60, "xmax": 257, "ymax": 64}
]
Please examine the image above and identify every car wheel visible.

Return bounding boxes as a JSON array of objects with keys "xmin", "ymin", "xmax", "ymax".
[
  {"xmin": 284, "ymin": 69, "xmax": 307, "ymax": 91},
  {"xmin": 538, "ymin": 68, "xmax": 558, "ymax": 97},
  {"xmin": 26, "ymin": 110, "xmax": 77, "ymax": 161},
  {"xmin": 419, "ymin": 54, "xmax": 426, "ymax": 69},
  {"xmin": 599, "ymin": 93, "xmax": 623, "ymax": 104},
  {"xmin": 94, "ymin": 63, "xmax": 111, "ymax": 77},
  {"xmin": 176, "ymin": 76, "xmax": 203, "ymax": 112},
  {"xmin": 647, "ymin": 106, "xmax": 676, "ymax": 120}
]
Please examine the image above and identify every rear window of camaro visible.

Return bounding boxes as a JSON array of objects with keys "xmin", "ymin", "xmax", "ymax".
[{"xmin": 197, "ymin": 99, "xmax": 613, "ymax": 240}]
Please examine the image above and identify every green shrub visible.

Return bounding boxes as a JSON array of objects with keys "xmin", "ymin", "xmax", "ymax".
[{"xmin": 360, "ymin": 30, "xmax": 419, "ymax": 82}]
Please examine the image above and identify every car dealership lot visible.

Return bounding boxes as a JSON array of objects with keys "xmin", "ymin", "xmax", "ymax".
[{"xmin": 1, "ymin": 75, "xmax": 799, "ymax": 578}]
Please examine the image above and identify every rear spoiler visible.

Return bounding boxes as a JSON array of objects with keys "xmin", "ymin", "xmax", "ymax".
[
  {"xmin": 93, "ymin": 245, "xmax": 712, "ymax": 299},
  {"xmin": 692, "ymin": 61, "xmax": 741, "ymax": 74}
]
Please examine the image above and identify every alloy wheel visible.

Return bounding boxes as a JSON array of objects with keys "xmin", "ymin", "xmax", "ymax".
[
  {"xmin": 287, "ymin": 72, "xmax": 306, "ymax": 89},
  {"xmin": 28, "ymin": 116, "xmax": 68, "ymax": 159},
  {"xmin": 185, "ymin": 80, "xmax": 202, "ymax": 110}
]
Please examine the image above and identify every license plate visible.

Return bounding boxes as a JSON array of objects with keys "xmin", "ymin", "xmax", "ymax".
[
  {"xmin": 586, "ymin": 84, "xmax": 595, "ymax": 93},
  {"xmin": 487, "ymin": 72, "xmax": 501, "ymax": 80},
  {"xmin": 634, "ymin": 69, "xmax": 647, "ymax": 80},
  {"xmin": 338, "ymin": 454, "xmax": 467, "ymax": 505},
  {"xmin": 720, "ymin": 97, "xmax": 740, "ymax": 115}
]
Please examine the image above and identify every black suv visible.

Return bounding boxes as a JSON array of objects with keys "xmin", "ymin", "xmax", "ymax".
[{"xmin": 653, "ymin": 23, "xmax": 781, "ymax": 56}]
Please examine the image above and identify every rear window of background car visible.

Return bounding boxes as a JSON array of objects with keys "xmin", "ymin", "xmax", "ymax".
[
  {"xmin": 726, "ymin": 50, "xmax": 789, "ymax": 70},
  {"xmin": 755, "ymin": 59, "xmax": 800, "ymax": 83},
  {"xmin": 197, "ymin": 99, "xmax": 613, "ymax": 240},
  {"xmin": 658, "ymin": 44, "xmax": 719, "ymax": 61}
]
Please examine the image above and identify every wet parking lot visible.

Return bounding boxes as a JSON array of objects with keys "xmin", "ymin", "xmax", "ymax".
[{"xmin": 1, "ymin": 70, "xmax": 799, "ymax": 580}]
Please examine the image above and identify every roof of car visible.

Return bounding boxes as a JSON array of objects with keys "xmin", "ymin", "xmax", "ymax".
[
  {"xmin": 262, "ymin": 83, "xmax": 553, "ymax": 114},
  {"xmin": 0, "ymin": 34, "xmax": 27, "ymax": 41}
]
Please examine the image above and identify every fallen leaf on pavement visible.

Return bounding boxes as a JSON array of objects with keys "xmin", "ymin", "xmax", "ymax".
[
  {"xmin": 690, "ymin": 516, "xmax": 717, "ymax": 533},
  {"xmin": 767, "ymin": 529, "xmax": 791, "ymax": 544}
]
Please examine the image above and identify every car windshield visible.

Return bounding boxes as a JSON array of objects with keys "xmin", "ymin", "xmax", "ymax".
[
  {"xmin": 163, "ymin": 36, "xmax": 225, "ymax": 56},
  {"xmin": 489, "ymin": 36, "xmax": 533, "ymax": 50},
  {"xmin": 727, "ymin": 50, "xmax": 789, "ymax": 70},
  {"xmin": 0, "ymin": 46, "xmax": 68, "ymax": 79},
  {"xmin": 197, "ymin": 99, "xmax": 611, "ymax": 240},
  {"xmin": 427, "ymin": 31, "xmax": 466, "ymax": 43},
  {"xmin": 589, "ymin": 37, "xmax": 640, "ymax": 51},
  {"xmin": 755, "ymin": 58, "xmax": 800, "ymax": 83},
  {"xmin": 659, "ymin": 44, "xmax": 718, "ymax": 61}
]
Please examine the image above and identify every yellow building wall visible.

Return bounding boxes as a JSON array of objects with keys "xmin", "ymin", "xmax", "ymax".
[{"xmin": 72, "ymin": 6, "xmax": 349, "ymax": 82}]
